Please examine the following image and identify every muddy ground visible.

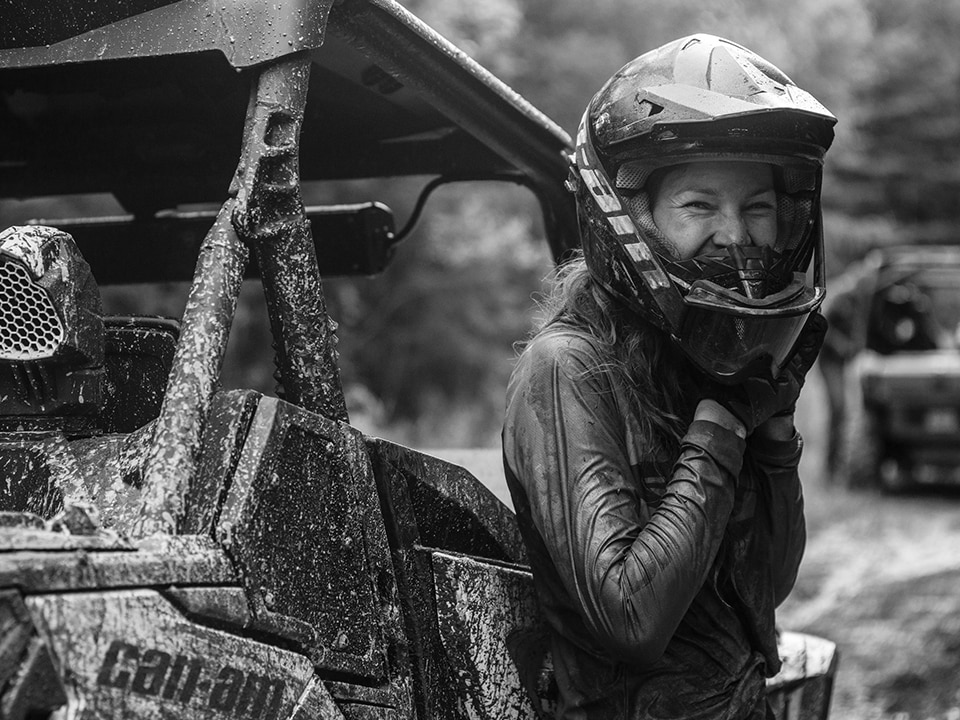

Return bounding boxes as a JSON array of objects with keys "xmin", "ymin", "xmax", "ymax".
[
  {"xmin": 779, "ymin": 372, "xmax": 960, "ymax": 720},
  {"xmin": 440, "ymin": 369, "xmax": 960, "ymax": 720}
]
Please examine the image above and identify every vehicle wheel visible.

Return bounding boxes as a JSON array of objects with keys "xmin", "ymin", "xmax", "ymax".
[{"xmin": 841, "ymin": 398, "xmax": 883, "ymax": 490}]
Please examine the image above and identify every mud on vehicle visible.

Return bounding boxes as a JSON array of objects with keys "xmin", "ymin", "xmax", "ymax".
[
  {"xmin": 0, "ymin": 1, "xmax": 836, "ymax": 718},
  {"xmin": 840, "ymin": 245, "xmax": 960, "ymax": 491}
]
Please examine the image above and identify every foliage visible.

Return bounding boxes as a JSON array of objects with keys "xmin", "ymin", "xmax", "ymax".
[
  {"xmin": 322, "ymin": 182, "xmax": 553, "ymax": 447},
  {"xmin": 4, "ymin": 1, "xmax": 957, "ymax": 450},
  {"xmin": 834, "ymin": 0, "xmax": 960, "ymax": 246},
  {"xmin": 334, "ymin": 0, "xmax": 960, "ymax": 447}
]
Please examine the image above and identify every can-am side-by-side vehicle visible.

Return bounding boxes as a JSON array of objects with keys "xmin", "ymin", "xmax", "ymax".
[{"xmin": 0, "ymin": 1, "xmax": 836, "ymax": 718}]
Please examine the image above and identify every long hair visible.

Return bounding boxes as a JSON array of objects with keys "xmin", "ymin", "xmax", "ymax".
[{"xmin": 531, "ymin": 254, "xmax": 697, "ymax": 456}]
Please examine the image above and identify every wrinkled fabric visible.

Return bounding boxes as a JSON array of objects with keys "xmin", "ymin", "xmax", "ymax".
[{"xmin": 502, "ymin": 324, "xmax": 805, "ymax": 720}]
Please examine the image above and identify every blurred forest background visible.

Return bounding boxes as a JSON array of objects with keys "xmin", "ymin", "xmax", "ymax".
[
  {"xmin": 2, "ymin": 0, "xmax": 958, "ymax": 450},
  {"xmin": 330, "ymin": 0, "xmax": 960, "ymax": 448}
]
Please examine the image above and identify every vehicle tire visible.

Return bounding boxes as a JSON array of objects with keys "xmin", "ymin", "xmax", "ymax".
[{"xmin": 839, "ymin": 367, "xmax": 883, "ymax": 489}]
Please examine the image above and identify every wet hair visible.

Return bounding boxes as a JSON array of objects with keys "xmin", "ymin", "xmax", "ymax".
[{"xmin": 529, "ymin": 253, "xmax": 697, "ymax": 456}]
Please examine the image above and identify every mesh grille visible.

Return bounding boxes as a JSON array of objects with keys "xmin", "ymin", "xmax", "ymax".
[
  {"xmin": 0, "ymin": 260, "xmax": 64, "ymax": 360},
  {"xmin": 776, "ymin": 196, "xmax": 813, "ymax": 254},
  {"xmin": 734, "ymin": 316, "xmax": 747, "ymax": 340},
  {"xmin": 616, "ymin": 162, "xmax": 652, "ymax": 189}
]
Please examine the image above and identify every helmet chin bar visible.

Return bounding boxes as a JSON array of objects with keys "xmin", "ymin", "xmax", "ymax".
[
  {"xmin": 665, "ymin": 245, "xmax": 794, "ymax": 298},
  {"xmin": 669, "ymin": 231, "xmax": 826, "ymax": 383},
  {"xmin": 675, "ymin": 296, "xmax": 819, "ymax": 384},
  {"xmin": 727, "ymin": 245, "xmax": 774, "ymax": 300}
]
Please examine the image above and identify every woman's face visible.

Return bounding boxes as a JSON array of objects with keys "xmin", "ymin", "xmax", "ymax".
[{"xmin": 649, "ymin": 161, "xmax": 777, "ymax": 260}]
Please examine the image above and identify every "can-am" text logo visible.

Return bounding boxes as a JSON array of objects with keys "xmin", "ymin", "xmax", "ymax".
[{"xmin": 96, "ymin": 640, "xmax": 287, "ymax": 719}]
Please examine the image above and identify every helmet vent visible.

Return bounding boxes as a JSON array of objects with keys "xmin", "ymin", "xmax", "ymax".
[
  {"xmin": 0, "ymin": 260, "xmax": 65, "ymax": 360},
  {"xmin": 636, "ymin": 99, "xmax": 663, "ymax": 119}
]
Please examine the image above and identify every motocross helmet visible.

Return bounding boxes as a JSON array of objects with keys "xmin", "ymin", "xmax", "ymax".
[{"xmin": 574, "ymin": 34, "xmax": 837, "ymax": 383}]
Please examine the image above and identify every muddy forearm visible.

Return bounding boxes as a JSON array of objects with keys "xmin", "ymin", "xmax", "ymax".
[{"xmin": 579, "ymin": 419, "xmax": 744, "ymax": 664}]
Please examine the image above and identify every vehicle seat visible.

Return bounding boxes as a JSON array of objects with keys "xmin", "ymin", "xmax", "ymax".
[{"xmin": 101, "ymin": 316, "xmax": 179, "ymax": 433}]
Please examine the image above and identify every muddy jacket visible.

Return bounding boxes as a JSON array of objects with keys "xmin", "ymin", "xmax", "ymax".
[{"xmin": 503, "ymin": 324, "xmax": 806, "ymax": 720}]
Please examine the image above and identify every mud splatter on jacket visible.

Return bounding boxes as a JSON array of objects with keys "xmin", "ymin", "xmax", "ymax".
[{"xmin": 503, "ymin": 324, "xmax": 806, "ymax": 720}]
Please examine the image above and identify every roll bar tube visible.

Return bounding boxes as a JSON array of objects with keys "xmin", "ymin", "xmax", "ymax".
[{"xmin": 134, "ymin": 54, "xmax": 347, "ymax": 537}]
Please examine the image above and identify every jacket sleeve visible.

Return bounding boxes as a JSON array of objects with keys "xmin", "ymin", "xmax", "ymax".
[
  {"xmin": 746, "ymin": 432, "xmax": 806, "ymax": 606},
  {"xmin": 503, "ymin": 331, "xmax": 746, "ymax": 665}
]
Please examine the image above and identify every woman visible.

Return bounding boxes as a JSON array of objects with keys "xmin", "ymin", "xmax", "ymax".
[{"xmin": 503, "ymin": 35, "xmax": 835, "ymax": 719}]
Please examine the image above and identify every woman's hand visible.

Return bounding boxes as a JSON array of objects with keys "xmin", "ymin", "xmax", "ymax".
[
  {"xmin": 753, "ymin": 413, "xmax": 796, "ymax": 440},
  {"xmin": 786, "ymin": 312, "xmax": 828, "ymax": 389},
  {"xmin": 700, "ymin": 373, "xmax": 801, "ymax": 435}
]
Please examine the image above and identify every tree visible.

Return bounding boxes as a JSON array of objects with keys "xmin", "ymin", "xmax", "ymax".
[
  {"xmin": 834, "ymin": 0, "xmax": 960, "ymax": 248},
  {"xmin": 323, "ymin": 181, "xmax": 553, "ymax": 447}
]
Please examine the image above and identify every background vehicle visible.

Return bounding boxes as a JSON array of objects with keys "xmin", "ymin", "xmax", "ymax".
[
  {"xmin": 0, "ymin": 1, "xmax": 835, "ymax": 718},
  {"xmin": 834, "ymin": 246, "xmax": 960, "ymax": 491}
]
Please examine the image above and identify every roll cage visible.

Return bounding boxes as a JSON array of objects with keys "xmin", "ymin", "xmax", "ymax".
[{"xmin": 0, "ymin": 0, "xmax": 578, "ymax": 535}]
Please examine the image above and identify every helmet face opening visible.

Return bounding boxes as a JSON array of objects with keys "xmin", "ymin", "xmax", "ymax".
[
  {"xmin": 616, "ymin": 156, "xmax": 820, "ymax": 262},
  {"xmin": 574, "ymin": 33, "xmax": 836, "ymax": 382}
]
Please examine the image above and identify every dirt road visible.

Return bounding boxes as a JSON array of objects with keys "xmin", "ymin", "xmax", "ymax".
[{"xmin": 781, "ymin": 374, "xmax": 960, "ymax": 720}]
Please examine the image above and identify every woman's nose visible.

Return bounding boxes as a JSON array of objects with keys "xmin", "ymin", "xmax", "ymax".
[{"xmin": 712, "ymin": 213, "xmax": 752, "ymax": 247}]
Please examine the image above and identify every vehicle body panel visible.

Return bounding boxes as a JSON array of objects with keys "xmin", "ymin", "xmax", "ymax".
[{"xmin": 846, "ymin": 245, "xmax": 960, "ymax": 488}]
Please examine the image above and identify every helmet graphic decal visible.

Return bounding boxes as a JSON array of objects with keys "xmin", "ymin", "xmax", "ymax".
[{"xmin": 576, "ymin": 115, "xmax": 679, "ymax": 307}]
